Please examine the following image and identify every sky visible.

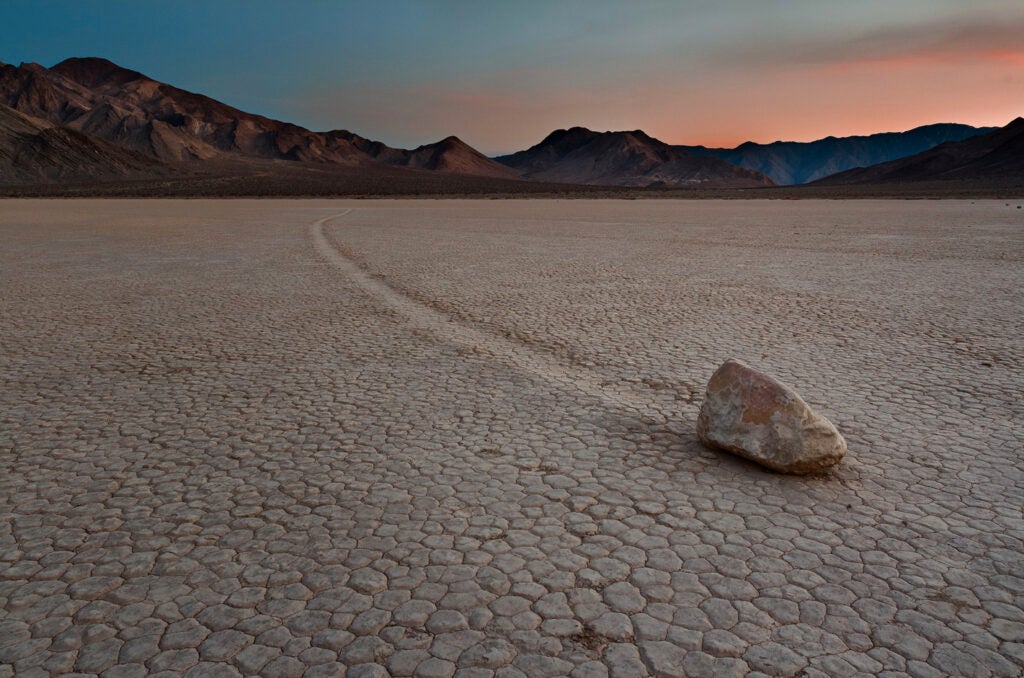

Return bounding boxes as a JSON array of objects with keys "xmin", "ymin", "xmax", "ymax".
[{"xmin": 2, "ymin": 0, "xmax": 1022, "ymax": 155}]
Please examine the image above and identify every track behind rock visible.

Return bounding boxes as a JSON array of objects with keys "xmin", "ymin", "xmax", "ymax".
[{"xmin": 311, "ymin": 211, "xmax": 676, "ymax": 424}]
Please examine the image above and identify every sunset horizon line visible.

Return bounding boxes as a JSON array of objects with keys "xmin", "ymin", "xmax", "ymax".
[{"xmin": 4, "ymin": 52, "xmax": 1017, "ymax": 158}]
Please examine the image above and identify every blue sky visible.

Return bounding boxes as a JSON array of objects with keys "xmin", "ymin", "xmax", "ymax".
[{"xmin": 3, "ymin": 1, "xmax": 1022, "ymax": 154}]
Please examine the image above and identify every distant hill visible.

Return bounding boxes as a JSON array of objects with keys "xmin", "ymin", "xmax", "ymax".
[
  {"xmin": 0, "ymin": 57, "xmax": 517, "ymax": 179},
  {"xmin": 681, "ymin": 124, "xmax": 996, "ymax": 185},
  {"xmin": 496, "ymin": 127, "xmax": 774, "ymax": 188},
  {"xmin": 812, "ymin": 118, "xmax": 1024, "ymax": 186},
  {"xmin": 346, "ymin": 134, "xmax": 521, "ymax": 179}
]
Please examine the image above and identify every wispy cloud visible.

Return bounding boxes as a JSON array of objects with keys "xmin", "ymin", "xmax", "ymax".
[{"xmin": 730, "ymin": 14, "xmax": 1024, "ymax": 70}]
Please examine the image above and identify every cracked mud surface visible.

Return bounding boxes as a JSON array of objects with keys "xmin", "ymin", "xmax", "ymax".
[{"xmin": 1, "ymin": 199, "xmax": 1022, "ymax": 677}]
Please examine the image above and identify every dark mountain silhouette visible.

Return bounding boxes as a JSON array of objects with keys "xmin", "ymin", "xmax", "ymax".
[
  {"xmin": 351, "ymin": 134, "xmax": 520, "ymax": 178},
  {"xmin": 681, "ymin": 124, "xmax": 995, "ymax": 185},
  {"xmin": 0, "ymin": 57, "xmax": 518, "ymax": 178},
  {"xmin": 812, "ymin": 118, "xmax": 1024, "ymax": 186},
  {"xmin": 496, "ymin": 127, "xmax": 774, "ymax": 188},
  {"xmin": 0, "ymin": 103, "xmax": 166, "ymax": 182}
]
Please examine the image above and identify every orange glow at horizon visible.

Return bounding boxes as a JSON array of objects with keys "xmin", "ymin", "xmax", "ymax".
[
  {"xmin": 633, "ymin": 54, "xmax": 1024, "ymax": 151},
  {"xmin": 815, "ymin": 47, "xmax": 1024, "ymax": 73},
  {"xmin": 292, "ymin": 10, "xmax": 1024, "ymax": 155},
  {"xmin": 333, "ymin": 48, "xmax": 1023, "ymax": 154}
]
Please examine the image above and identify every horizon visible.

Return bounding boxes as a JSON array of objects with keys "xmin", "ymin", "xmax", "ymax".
[
  {"xmin": 3, "ymin": 54, "xmax": 1011, "ymax": 157},
  {"xmin": 2, "ymin": 1, "xmax": 1022, "ymax": 155}
]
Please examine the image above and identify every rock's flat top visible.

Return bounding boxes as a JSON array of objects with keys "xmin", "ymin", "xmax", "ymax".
[
  {"xmin": 1, "ymin": 199, "xmax": 1021, "ymax": 677},
  {"xmin": 697, "ymin": 359, "xmax": 846, "ymax": 474}
]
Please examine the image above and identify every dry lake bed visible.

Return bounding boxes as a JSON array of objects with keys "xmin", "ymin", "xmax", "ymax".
[{"xmin": 1, "ymin": 199, "xmax": 1022, "ymax": 677}]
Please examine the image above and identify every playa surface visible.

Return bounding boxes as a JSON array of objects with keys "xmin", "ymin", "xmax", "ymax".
[{"xmin": 1, "ymin": 199, "xmax": 1021, "ymax": 677}]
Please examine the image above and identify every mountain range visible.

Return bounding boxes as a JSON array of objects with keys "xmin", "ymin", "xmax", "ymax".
[
  {"xmin": 0, "ymin": 57, "xmax": 519, "ymax": 182},
  {"xmin": 813, "ymin": 117, "xmax": 1024, "ymax": 186},
  {"xmin": 0, "ymin": 56, "xmax": 1020, "ymax": 194},
  {"xmin": 680, "ymin": 124, "xmax": 996, "ymax": 185}
]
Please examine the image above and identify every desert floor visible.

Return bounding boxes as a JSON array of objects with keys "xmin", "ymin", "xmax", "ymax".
[{"xmin": 1, "ymin": 199, "xmax": 1022, "ymax": 677}]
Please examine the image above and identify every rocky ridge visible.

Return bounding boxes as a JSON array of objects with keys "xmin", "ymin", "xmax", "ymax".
[{"xmin": 496, "ymin": 127, "xmax": 775, "ymax": 188}]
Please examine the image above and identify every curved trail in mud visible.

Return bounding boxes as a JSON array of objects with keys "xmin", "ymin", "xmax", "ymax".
[{"xmin": 311, "ymin": 210, "xmax": 675, "ymax": 423}]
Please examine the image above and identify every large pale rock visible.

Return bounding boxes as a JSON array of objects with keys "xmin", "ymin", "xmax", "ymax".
[{"xmin": 697, "ymin": 359, "xmax": 846, "ymax": 474}]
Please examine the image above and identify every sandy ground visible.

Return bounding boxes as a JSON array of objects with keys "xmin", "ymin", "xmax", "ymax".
[{"xmin": 1, "ymin": 199, "xmax": 1021, "ymax": 677}]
